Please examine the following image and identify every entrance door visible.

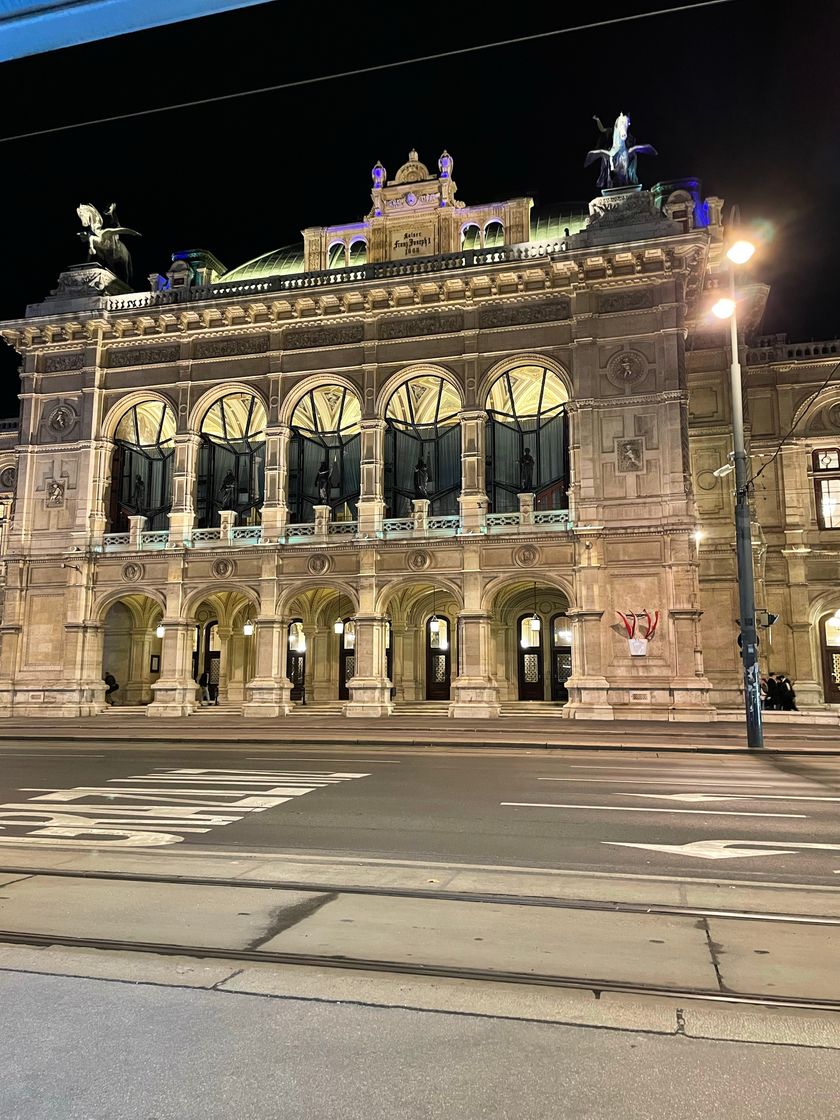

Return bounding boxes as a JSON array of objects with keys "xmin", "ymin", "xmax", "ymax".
[
  {"xmin": 517, "ymin": 614, "xmax": 544, "ymax": 700},
  {"xmin": 426, "ymin": 615, "xmax": 451, "ymax": 700},
  {"xmin": 338, "ymin": 619, "xmax": 356, "ymax": 701},
  {"xmin": 550, "ymin": 614, "xmax": 572, "ymax": 702},
  {"xmin": 821, "ymin": 612, "xmax": 840, "ymax": 703},
  {"xmin": 287, "ymin": 620, "xmax": 306, "ymax": 702}
]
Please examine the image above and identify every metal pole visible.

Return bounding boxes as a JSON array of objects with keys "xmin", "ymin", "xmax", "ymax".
[{"xmin": 728, "ymin": 268, "xmax": 764, "ymax": 748}]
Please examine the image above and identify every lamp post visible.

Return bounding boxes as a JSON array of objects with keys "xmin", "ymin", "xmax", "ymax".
[{"xmin": 712, "ymin": 231, "xmax": 763, "ymax": 748}]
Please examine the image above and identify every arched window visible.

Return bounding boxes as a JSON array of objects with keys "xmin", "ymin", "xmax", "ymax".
[
  {"xmin": 327, "ymin": 242, "xmax": 346, "ymax": 269},
  {"xmin": 484, "ymin": 220, "xmax": 505, "ymax": 248},
  {"xmin": 384, "ymin": 375, "xmax": 461, "ymax": 517},
  {"xmin": 821, "ymin": 611, "xmax": 840, "ymax": 704},
  {"xmin": 288, "ymin": 386, "xmax": 361, "ymax": 522},
  {"xmin": 348, "ymin": 238, "xmax": 367, "ymax": 265},
  {"xmin": 196, "ymin": 393, "xmax": 267, "ymax": 527},
  {"xmin": 813, "ymin": 448, "xmax": 840, "ymax": 529},
  {"xmin": 485, "ymin": 365, "xmax": 569, "ymax": 513},
  {"xmin": 461, "ymin": 224, "xmax": 480, "ymax": 250},
  {"xmin": 109, "ymin": 400, "xmax": 176, "ymax": 531}
]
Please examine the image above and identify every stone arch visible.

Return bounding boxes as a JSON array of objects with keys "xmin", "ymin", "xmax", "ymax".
[
  {"xmin": 277, "ymin": 580, "xmax": 360, "ymax": 621},
  {"xmin": 374, "ymin": 363, "xmax": 464, "ymax": 419},
  {"xmin": 188, "ymin": 382, "xmax": 269, "ymax": 434},
  {"xmin": 181, "ymin": 582, "xmax": 261, "ymax": 623},
  {"xmin": 279, "ymin": 373, "xmax": 363, "ymax": 428},
  {"xmin": 477, "ymin": 353, "xmax": 573, "ymax": 407},
  {"xmin": 99, "ymin": 591, "xmax": 166, "ymax": 706},
  {"xmin": 101, "ymin": 391, "xmax": 178, "ymax": 442},
  {"xmin": 376, "ymin": 576, "xmax": 464, "ymax": 621},
  {"xmin": 481, "ymin": 571, "xmax": 575, "ymax": 616},
  {"xmin": 94, "ymin": 585, "xmax": 166, "ymax": 624}
]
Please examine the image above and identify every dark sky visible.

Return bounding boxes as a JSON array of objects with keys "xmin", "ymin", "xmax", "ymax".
[{"xmin": 0, "ymin": 0, "xmax": 835, "ymax": 417}]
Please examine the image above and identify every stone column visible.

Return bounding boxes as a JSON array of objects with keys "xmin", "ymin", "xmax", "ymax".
[
  {"xmin": 563, "ymin": 608, "xmax": 612, "ymax": 720},
  {"xmin": 412, "ymin": 498, "xmax": 429, "ymax": 536},
  {"xmin": 517, "ymin": 492, "xmax": 535, "ymax": 526},
  {"xmin": 261, "ymin": 423, "xmax": 290, "ymax": 539},
  {"xmin": 147, "ymin": 621, "xmax": 197, "ymax": 717},
  {"xmin": 89, "ymin": 440, "xmax": 113, "ymax": 548},
  {"xmin": 216, "ymin": 625, "xmax": 232, "ymax": 703},
  {"xmin": 357, "ymin": 419, "xmax": 386, "ymax": 535},
  {"xmin": 346, "ymin": 614, "xmax": 394, "ymax": 717},
  {"xmin": 449, "ymin": 610, "xmax": 500, "ymax": 718},
  {"xmin": 128, "ymin": 515, "xmax": 146, "ymax": 550},
  {"xmin": 244, "ymin": 618, "xmax": 294, "ymax": 717},
  {"xmin": 218, "ymin": 509, "xmax": 236, "ymax": 542},
  {"xmin": 313, "ymin": 505, "xmax": 331, "ymax": 540},
  {"xmin": 782, "ymin": 547, "xmax": 823, "ymax": 708},
  {"xmin": 168, "ymin": 433, "xmax": 201, "ymax": 545},
  {"xmin": 126, "ymin": 625, "xmax": 152, "ymax": 704},
  {"xmin": 458, "ymin": 409, "xmax": 488, "ymax": 532}
]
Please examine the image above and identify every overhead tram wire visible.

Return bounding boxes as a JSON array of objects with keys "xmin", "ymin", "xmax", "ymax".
[{"xmin": 0, "ymin": 0, "xmax": 735, "ymax": 145}]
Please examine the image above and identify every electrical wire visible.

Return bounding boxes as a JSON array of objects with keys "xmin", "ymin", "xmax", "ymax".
[{"xmin": 0, "ymin": 0, "xmax": 735, "ymax": 144}]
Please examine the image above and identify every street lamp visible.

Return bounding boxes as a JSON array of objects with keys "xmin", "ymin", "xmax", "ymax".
[{"xmin": 711, "ymin": 223, "xmax": 763, "ymax": 748}]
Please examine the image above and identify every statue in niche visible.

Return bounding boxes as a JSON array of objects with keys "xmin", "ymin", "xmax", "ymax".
[
  {"xmin": 585, "ymin": 113, "xmax": 657, "ymax": 190},
  {"xmin": 518, "ymin": 447, "xmax": 535, "ymax": 493},
  {"xmin": 130, "ymin": 473, "xmax": 146, "ymax": 513},
  {"xmin": 371, "ymin": 161, "xmax": 386, "ymax": 189},
  {"xmin": 218, "ymin": 470, "xmax": 237, "ymax": 510},
  {"xmin": 413, "ymin": 455, "xmax": 430, "ymax": 498},
  {"xmin": 46, "ymin": 479, "xmax": 65, "ymax": 506},
  {"xmin": 76, "ymin": 203, "xmax": 140, "ymax": 283},
  {"xmin": 315, "ymin": 460, "xmax": 331, "ymax": 505}
]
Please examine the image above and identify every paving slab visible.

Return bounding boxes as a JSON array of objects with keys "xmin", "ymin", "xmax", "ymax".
[
  {"xmin": 0, "ymin": 943, "xmax": 239, "ymax": 988},
  {"xmin": 708, "ymin": 917, "xmax": 840, "ymax": 1000}
]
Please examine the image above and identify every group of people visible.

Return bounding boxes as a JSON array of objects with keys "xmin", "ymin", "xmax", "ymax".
[{"xmin": 761, "ymin": 672, "xmax": 797, "ymax": 711}]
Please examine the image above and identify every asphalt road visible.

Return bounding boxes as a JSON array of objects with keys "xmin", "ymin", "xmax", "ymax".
[
  {"xmin": 1, "ymin": 742, "xmax": 839, "ymax": 885},
  {"xmin": 0, "ymin": 970, "xmax": 838, "ymax": 1120}
]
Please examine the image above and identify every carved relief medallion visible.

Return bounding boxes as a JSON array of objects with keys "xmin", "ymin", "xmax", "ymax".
[
  {"xmin": 0, "ymin": 466, "xmax": 17, "ymax": 489},
  {"xmin": 606, "ymin": 350, "xmax": 647, "ymax": 389},
  {"xmin": 45, "ymin": 478, "xmax": 66, "ymax": 507},
  {"xmin": 616, "ymin": 438, "xmax": 645, "ymax": 473},
  {"xmin": 121, "ymin": 562, "xmax": 144, "ymax": 583},
  {"xmin": 48, "ymin": 404, "xmax": 76, "ymax": 435},
  {"xmin": 514, "ymin": 545, "xmax": 541, "ymax": 568},
  {"xmin": 308, "ymin": 554, "xmax": 332, "ymax": 575},
  {"xmin": 211, "ymin": 558, "xmax": 235, "ymax": 579},
  {"xmin": 407, "ymin": 550, "xmax": 431, "ymax": 571}
]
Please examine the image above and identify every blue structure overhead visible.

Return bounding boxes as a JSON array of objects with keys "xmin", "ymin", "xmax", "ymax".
[{"xmin": 0, "ymin": 0, "xmax": 274, "ymax": 61}]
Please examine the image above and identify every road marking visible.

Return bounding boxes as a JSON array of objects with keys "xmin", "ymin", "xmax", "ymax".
[
  {"xmin": 628, "ymin": 792, "xmax": 840, "ymax": 804},
  {"xmin": 537, "ymin": 777, "xmax": 820, "ymax": 789},
  {"xmin": 605, "ymin": 839, "xmax": 840, "ymax": 861},
  {"xmin": 500, "ymin": 802, "xmax": 804, "ymax": 817},
  {"xmin": 245, "ymin": 757, "xmax": 400, "ymax": 764}
]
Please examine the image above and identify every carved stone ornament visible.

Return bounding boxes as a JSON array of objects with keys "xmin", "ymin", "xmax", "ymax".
[
  {"xmin": 606, "ymin": 350, "xmax": 647, "ymax": 389},
  {"xmin": 45, "ymin": 478, "xmax": 66, "ymax": 507},
  {"xmin": 479, "ymin": 299, "xmax": 571, "ymax": 330},
  {"xmin": 109, "ymin": 345, "xmax": 180, "ymax": 368},
  {"xmin": 121, "ymin": 562, "xmax": 144, "ymax": 583},
  {"xmin": 308, "ymin": 554, "xmax": 332, "ymax": 575},
  {"xmin": 194, "ymin": 335, "xmax": 270, "ymax": 360},
  {"xmin": 380, "ymin": 313, "xmax": 464, "ymax": 340},
  {"xmin": 829, "ymin": 402, "xmax": 840, "ymax": 431},
  {"xmin": 211, "ymin": 558, "xmax": 235, "ymax": 579},
  {"xmin": 0, "ymin": 466, "xmax": 16, "ymax": 490},
  {"xmin": 599, "ymin": 288, "xmax": 655, "ymax": 314},
  {"xmin": 45, "ymin": 352, "xmax": 85, "ymax": 373},
  {"xmin": 616, "ymin": 437, "xmax": 645, "ymax": 473},
  {"xmin": 514, "ymin": 545, "xmax": 541, "ymax": 568},
  {"xmin": 407, "ymin": 550, "xmax": 431, "ymax": 571},
  {"xmin": 285, "ymin": 325, "xmax": 364, "ymax": 350},
  {"xmin": 47, "ymin": 403, "xmax": 77, "ymax": 435}
]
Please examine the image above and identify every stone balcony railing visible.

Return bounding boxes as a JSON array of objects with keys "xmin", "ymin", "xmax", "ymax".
[{"xmin": 99, "ymin": 508, "xmax": 572, "ymax": 554}]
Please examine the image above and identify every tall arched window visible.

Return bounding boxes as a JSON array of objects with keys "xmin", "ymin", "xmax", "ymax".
[
  {"xmin": 484, "ymin": 220, "xmax": 505, "ymax": 248},
  {"xmin": 109, "ymin": 400, "xmax": 176, "ymax": 531},
  {"xmin": 327, "ymin": 242, "xmax": 346, "ymax": 269},
  {"xmin": 485, "ymin": 365, "xmax": 569, "ymax": 512},
  {"xmin": 288, "ymin": 386, "xmax": 361, "ymax": 522},
  {"xmin": 461, "ymin": 224, "xmax": 480, "ymax": 250},
  {"xmin": 196, "ymin": 392, "xmax": 267, "ymax": 527},
  {"xmin": 348, "ymin": 238, "xmax": 367, "ymax": 265},
  {"xmin": 384, "ymin": 375, "xmax": 461, "ymax": 517},
  {"xmin": 821, "ymin": 611, "xmax": 840, "ymax": 704}
]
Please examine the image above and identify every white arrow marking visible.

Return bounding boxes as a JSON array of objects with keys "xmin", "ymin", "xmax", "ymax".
[
  {"xmin": 628, "ymin": 792, "xmax": 840, "ymax": 804},
  {"xmin": 501, "ymin": 802, "xmax": 804, "ymax": 818},
  {"xmin": 605, "ymin": 839, "xmax": 840, "ymax": 860}
]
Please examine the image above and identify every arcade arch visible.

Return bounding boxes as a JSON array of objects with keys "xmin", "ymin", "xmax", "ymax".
[
  {"xmin": 383, "ymin": 374, "xmax": 462, "ymax": 517},
  {"xmin": 196, "ymin": 392, "xmax": 267, "ymax": 528},
  {"xmin": 287, "ymin": 385, "xmax": 362, "ymax": 522},
  {"xmin": 490, "ymin": 580, "xmax": 573, "ymax": 702},
  {"xmin": 107, "ymin": 399, "xmax": 176, "ymax": 532},
  {"xmin": 101, "ymin": 593, "xmax": 164, "ymax": 705}
]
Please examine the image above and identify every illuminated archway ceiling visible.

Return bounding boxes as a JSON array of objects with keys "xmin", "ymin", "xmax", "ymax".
[
  {"xmin": 114, "ymin": 400, "xmax": 176, "ymax": 448},
  {"xmin": 201, "ymin": 393, "xmax": 267, "ymax": 442},
  {"xmin": 386, "ymin": 376, "xmax": 461, "ymax": 427},
  {"xmin": 485, "ymin": 366, "xmax": 568, "ymax": 419},
  {"xmin": 291, "ymin": 386, "xmax": 361, "ymax": 436}
]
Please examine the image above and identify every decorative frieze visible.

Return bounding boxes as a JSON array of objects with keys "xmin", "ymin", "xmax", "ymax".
[
  {"xmin": 380, "ymin": 312, "xmax": 464, "ymax": 340},
  {"xmin": 599, "ymin": 288, "xmax": 654, "ymax": 313},
  {"xmin": 109, "ymin": 345, "xmax": 180, "ymax": 368},
  {"xmin": 478, "ymin": 299, "xmax": 570, "ymax": 329},
  {"xmin": 194, "ymin": 335, "xmax": 270, "ymax": 359},
  {"xmin": 284, "ymin": 325, "xmax": 364, "ymax": 350},
  {"xmin": 44, "ymin": 352, "xmax": 85, "ymax": 373}
]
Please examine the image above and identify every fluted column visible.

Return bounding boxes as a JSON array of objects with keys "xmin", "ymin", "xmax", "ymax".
[
  {"xmin": 261, "ymin": 423, "xmax": 290, "ymax": 538},
  {"xmin": 457, "ymin": 410, "xmax": 488, "ymax": 532},
  {"xmin": 346, "ymin": 613, "xmax": 394, "ymax": 717},
  {"xmin": 357, "ymin": 419, "xmax": 386, "ymax": 535},
  {"xmin": 168, "ymin": 433, "xmax": 201, "ymax": 545}
]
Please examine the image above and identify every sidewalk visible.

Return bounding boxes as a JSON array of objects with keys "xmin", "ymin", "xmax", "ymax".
[{"xmin": 0, "ymin": 710, "xmax": 838, "ymax": 752}]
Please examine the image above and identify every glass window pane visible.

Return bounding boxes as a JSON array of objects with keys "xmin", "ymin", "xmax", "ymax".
[
  {"xmin": 816, "ymin": 449, "xmax": 840, "ymax": 471},
  {"xmin": 820, "ymin": 479, "xmax": 840, "ymax": 527},
  {"xmin": 291, "ymin": 387, "xmax": 361, "ymax": 437},
  {"xmin": 485, "ymin": 366, "xmax": 567, "ymax": 420},
  {"xmin": 201, "ymin": 393, "xmax": 266, "ymax": 444},
  {"xmin": 115, "ymin": 401, "xmax": 175, "ymax": 449},
  {"xmin": 343, "ymin": 620, "xmax": 356, "ymax": 650},
  {"xmin": 520, "ymin": 617, "xmax": 539, "ymax": 648},
  {"xmin": 553, "ymin": 617, "xmax": 572, "ymax": 647},
  {"xmin": 825, "ymin": 615, "xmax": 840, "ymax": 648}
]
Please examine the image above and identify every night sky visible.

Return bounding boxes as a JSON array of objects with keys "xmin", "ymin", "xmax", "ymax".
[{"xmin": 0, "ymin": 0, "xmax": 835, "ymax": 418}]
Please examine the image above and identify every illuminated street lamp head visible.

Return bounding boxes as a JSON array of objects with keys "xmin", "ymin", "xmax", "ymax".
[
  {"xmin": 243, "ymin": 619, "xmax": 254, "ymax": 637},
  {"xmin": 712, "ymin": 297, "xmax": 736, "ymax": 320},
  {"xmin": 726, "ymin": 239, "xmax": 756, "ymax": 266},
  {"xmin": 155, "ymin": 624, "xmax": 165, "ymax": 639}
]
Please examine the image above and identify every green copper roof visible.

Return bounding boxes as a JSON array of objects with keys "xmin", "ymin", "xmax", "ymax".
[
  {"xmin": 529, "ymin": 205, "xmax": 588, "ymax": 241},
  {"xmin": 221, "ymin": 243, "xmax": 305, "ymax": 283}
]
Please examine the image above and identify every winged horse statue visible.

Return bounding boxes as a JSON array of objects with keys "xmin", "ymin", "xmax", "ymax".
[
  {"xmin": 76, "ymin": 203, "xmax": 140, "ymax": 284},
  {"xmin": 585, "ymin": 113, "xmax": 657, "ymax": 190}
]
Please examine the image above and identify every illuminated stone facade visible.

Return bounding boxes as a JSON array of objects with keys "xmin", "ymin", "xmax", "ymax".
[{"xmin": 0, "ymin": 151, "xmax": 837, "ymax": 721}]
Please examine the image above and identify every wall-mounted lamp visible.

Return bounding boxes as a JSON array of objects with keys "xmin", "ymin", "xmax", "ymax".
[
  {"xmin": 429, "ymin": 588, "xmax": 440, "ymax": 632},
  {"xmin": 530, "ymin": 582, "xmax": 541, "ymax": 631},
  {"xmin": 243, "ymin": 619, "xmax": 254, "ymax": 637},
  {"xmin": 155, "ymin": 624, "xmax": 165, "ymax": 639},
  {"xmin": 334, "ymin": 593, "xmax": 345, "ymax": 635}
]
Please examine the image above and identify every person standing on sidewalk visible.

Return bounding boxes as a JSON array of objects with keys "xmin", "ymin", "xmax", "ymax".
[
  {"xmin": 778, "ymin": 673, "xmax": 798, "ymax": 711},
  {"xmin": 103, "ymin": 671, "xmax": 119, "ymax": 706},
  {"xmin": 764, "ymin": 673, "xmax": 778, "ymax": 710},
  {"xmin": 198, "ymin": 670, "xmax": 211, "ymax": 706}
]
